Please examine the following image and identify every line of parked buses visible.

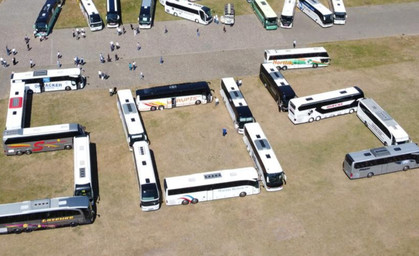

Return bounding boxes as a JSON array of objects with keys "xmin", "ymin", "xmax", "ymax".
[
  {"xmin": 33, "ymin": 0, "xmax": 346, "ymax": 38},
  {"xmin": 1, "ymin": 46, "xmax": 418, "ymax": 234}
]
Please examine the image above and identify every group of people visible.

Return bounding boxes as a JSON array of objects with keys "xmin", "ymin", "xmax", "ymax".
[{"xmin": 72, "ymin": 28, "xmax": 86, "ymax": 40}]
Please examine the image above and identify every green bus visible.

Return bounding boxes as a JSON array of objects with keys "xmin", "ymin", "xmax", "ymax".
[
  {"xmin": 33, "ymin": 0, "xmax": 63, "ymax": 37},
  {"xmin": 251, "ymin": 0, "xmax": 278, "ymax": 30}
]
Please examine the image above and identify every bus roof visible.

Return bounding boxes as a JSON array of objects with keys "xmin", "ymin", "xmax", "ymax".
[
  {"xmin": 254, "ymin": 0, "xmax": 277, "ymax": 18},
  {"xmin": 346, "ymin": 143, "xmax": 419, "ymax": 162},
  {"xmin": 261, "ymin": 63, "xmax": 290, "ymax": 86},
  {"xmin": 265, "ymin": 47, "xmax": 328, "ymax": 57},
  {"xmin": 281, "ymin": 0, "xmax": 296, "ymax": 17},
  {"xmin": 107, "ymin": 0, "xmax": 118, "ymax": 12},
  {"xmin": 331, "ymin": 0, "xmax": 346, "ymax": 13},
  {"xmin": 35, "ymin": 0, "xmax": 60, "ymax": 24},
  {"xmin": 133, "ymin": 141, "xmax": 157, "ymax": 185},
  {"xmin": 164, "ymin": 167, "xmax": 258, "ymax": 190},
  {"xmin": 359, "ymin": 98, "xmax": 409, "ymax": 140},
  {"xmin": 74, "ymin": 135, "xmax": 92, "ymax": 186},
  {"xmin": 290, "ymin": 86, "xmax": 362, "ymax": 106},
  {"xmin": 222, "ymin": 77, "xmax": 250, "ymax": 108},
  {"xmin": 244, "ymin": 122, "xmax": 283, "ymax": 174},
  {"xmin": 0, "ymin": 196, "xmax": 90, "ymax": 217},
  {"xmin": 117, "ymin": 89, "xmax": 146, "ymax": 135},
  {"xmin": 11, "ymin": 68, "xmax": 82, "ymax": 82},
  {"xmin": 3, "ymin": 123, "xmax": 81, "ymax": 138},
  {"xmin": 81, "ymin": 0, "xmax": 100, "ymax": 14},
  {"xmin": 301, "ymin": 0, "xmax": 332, "ymax": 15},
  {"xmin": 141, "ymin": 0, "xmax": 152, "ymax": 7},
  {"xmin": 6, "ymin": 82, "xmax": 26, "ymax": 130}
]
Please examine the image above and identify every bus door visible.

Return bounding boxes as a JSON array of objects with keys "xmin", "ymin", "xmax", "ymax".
[
  {"xmin": 171, "ymin": 98, "xmax": 176, "ymax": 108},
  {"xmin": 199, "ymin": 11, "xmax": 205, "ymax": 22}
]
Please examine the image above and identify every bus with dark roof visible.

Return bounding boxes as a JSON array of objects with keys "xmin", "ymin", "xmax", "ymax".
[{"xmin": 33, "ymin": 0, "xmax": 63, "ymax": 37}]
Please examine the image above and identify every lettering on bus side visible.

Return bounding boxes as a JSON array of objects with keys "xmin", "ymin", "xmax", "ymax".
[
  {"xmin": 41, "ymin": 216, "xmax": 74, "ymax": 223},
  {"xmin": 324, "ymin": 102, "xmax": 343, "ymax": 109},
  {"xmin": 176, "ymin": 96, "xmax": 199, "ymax": 103},
  {"xmin": 45, "ymin": 83, "xmax": 63, "ymax": 88},
  {"xmin": 273, "ymin": 60, "xmax": 293, "ymax": 65}
]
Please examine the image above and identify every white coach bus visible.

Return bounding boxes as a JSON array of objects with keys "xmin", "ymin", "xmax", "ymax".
[
  {"xmin": 280, "ymin": 0, "xmax": 296, "ymax": 28},
  {"xmin": 297, "ymin": 0, "xmax": 333, "ymax": 27},
  {"xmin": 164, "ymin": 167, "xmax": 260, "ymax": 206},
  {"xmin": 220, "ymin": 77, "xmax": 255, "ymax": 134},
  {"xmin": 264, "ymin": 47, "xmax": 331, "ymax": 70},
  {"xmin": 331, "ymin": 0, "xmax": 346, "ymax": 25},
  {"xmin": 80, "ymin": 0, "xmax": 103, "ymax": 31},
  {"xmin": 11, "ymin": 68, "xmax": 86, "ymax": 93},
  {"xmin": 343, "ymin": 143, "xmax": 419, "ymax": 179},
  {"xmin": 74, "ymin": 135, "xmax": 95, "ymax": 203},
  {"xmin": 243, "ymin": 122, "xmax": 287, "ymax": 191},
  {"xmin": 288, "ymin": 86, "xmax": 364, "ymax": 124},
  {"xmin": 5, "ymin": 82, "xmax": 27, "ymax": 131},
  {"xmin": 132, "ymin": 141, "xmax": 160, "ymax": 211},
  {"xmin": 357, "ymin": 98, "xmax": 411, "ymax": 146},
  {"xmin": 161, "ymin": 0, "xmax": 213, "ymax": 25},
  {"xmin": 117, "ymin": 89, "xmax": 148, "ymax": 150}
]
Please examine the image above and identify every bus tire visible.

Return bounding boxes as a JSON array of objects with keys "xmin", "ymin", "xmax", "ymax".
[
  {"xmin": 14, "ymin": 228, "xmax": 22, "ymax": 234},
  {"xmin": 367, "ymin": 172, "xmax": 374, "ymax": 178},
  {"xmin": 364, "ymin": 121, "xmax": 368, "ymax": 127},
  {"xmin": 195, "ymin": 100, "xmax": 201, "ymax": 105},
  {"xmin": 191, "ymin": 198, "xmax": 199, "ymax": 204},
  {"xmin": 16, "ymin": 150, "xmax": 23, "ymax": 156},
  {"xmin": 239, "ymin": 192, "xmax": 247, "ymax": 197},
  {"xmin": 195, "ymin": 19, "xmax": 199, "ymax": 23},
  {"xmin": 282, "ymin": 66, "xmax": 288, "ymax": 71},
  {"xmin": 403, "ymin": 166, "xmax": 410, "ymax": 171},
  {"xmin": 65, "ymin": 86, "xmax": 71, "ymax": 91},
  {"xmin": 349, "ymin": 108, "xmax": 355, "ymax": 114},
  {"xmin": 174, "ymin": 12, "xmax": 178, "ymax": 17},
  {"xmin": 315, "ymin": 116, "xmax": 321, "ymax": 121},
  {"xmin": 313, "ymin": 63, "xmax": 318, "ymax": 68},
  {"xmin": 64, "ymin": 145, "xmax": 72, "ymax": 150},
  {"xmin": 27, "ymin": 89, "xmax": 34, "ymax": 95},
  {"xmin": 151, "ymin": 106, "xmax": 157, "ymax": 111},
  {"xmin": 158, "ymin": 105, "xmax": 164, "ymax": 111},
  {"xmin": 308, "ymin": 117, "xmax": 314, "ymax": 123},
  {"xmin": 70, "ymin": 222, "xmax": 78, "ymax": 227},
  {"xmin": 181, "ymin": 199, "xmax": 189, "ymax": 205},
  {"xmin": 25, "ymin": 150, "xmax": 32, "ymax": 155}
]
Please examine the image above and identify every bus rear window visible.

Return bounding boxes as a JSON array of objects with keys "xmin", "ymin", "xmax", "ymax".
[{"xmin": 345, "ymin": 154, "xmax": 354, "ymax": 165}]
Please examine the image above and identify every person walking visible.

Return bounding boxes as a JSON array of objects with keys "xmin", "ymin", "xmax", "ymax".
[
  {"xmin": 215, "ymin": 97, "xmax": 219, "ymax": 106},
  {"xmin": 129, "ymin": 62, "xmax": 132, "ymax": 71},
  {"xmin": 196, "ymin": 28, "xmax": 200, "ymax": 37},
  {"xmin": 29, "ymin": 59, "xmax": 34, "ymax": 68},
  {"xmin": 223, "ymin": 26, "xmax": 226, "ymax": 33},
  {"xmin": 140, "ymin": 72, "xmax": 144, "ymax": 80},
  {"xmin": 115, "ymin": 54, "xmax": 119, "ymax": 61},
  {"xmin": 100, "ymin": 53, "xmax": 105, "ymax": 63},
  {"xmin": 57, "ymin": 60, "xmax": 61, "ymax": 68},
  {"xmin": 26, "ymin": 42, "xmax": 30, "ymax": 51},
  {"xmin": 116, "ymin": 42, "xmax": 120, "ymax": 49},
  {"xmin": 132, "ymin": 62, "xmax": 136, "ymax": 70},
  {"xmin": 12, "ymin": 56, "xmax": 17, "ymax": 65},
  {"xmin": 110, "ymin": 41, "xmax": 115, "ymax": 52},
  {"xmin": 293, "ymin": 40, "xmax": 296, "ymax": 48},
  {"xmin": 57, "ymin": 51, "xmax": 61, "ymax": 59},
  {"xmin": 136, "ymin": 42, "xmax": 141, "ymax": 51},
  {"xmin": 130, "ymin": 24, "xmax": 134, "ymax": 30},
  {"xmin": 6, "ymin": 45, "xmax": 10, "ymax": 56},
  {"xmin": 160, "ymin": 56, "xmax": 163, "ymax": 64},
  {"xmin": 164, "ymin": 25, "xmax": 168, "ymax": 34}
]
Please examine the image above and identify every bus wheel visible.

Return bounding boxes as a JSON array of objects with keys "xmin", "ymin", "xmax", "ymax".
[
  {"xmin": 27, "ymin": 90, "xmax": 33, "ymax": 95},
  {"xmin": 191, "ymin": 198, "xmax": 199, "ymax": 204},
  {"xmin": 313, "ymin": 63, "xmax": 318, "ymax": 68},
  {"xmin": 308, "ymin": 117, "xmax": 314, "ymax": 123},
  {"xmin": 403, "ymin": 166, "xmax": 410, "ymax": 171},
  {"xmin": 181, "ymin": 199, "xmax": 189, "ymax": 205},
  {"xmin": 174, "ymin": 12, "xmax": 178, "ymax": 17},
  {"xmin": 364, "ymin": 121, "xmax": 368, "ymax": 127},
  {"xmin": 282, "ymin": 66, "xmax": 288, "ymax": 71},
  {"xmin": 64, "ymin": 145, "xmax": 72, "ymax": 150},
  {"xmin": 14, "ymin": 228, "xmax": 22, "ymax": 234},
  {"xmin": 315, "ymin": 116, "xmax": 321, "ymax": 121},
  {"xmin": 349, "ymin": 108, "xmax": 355, "ymax": 114},
  {"xmin": 16, "ymin": 150, "xmax": 23, "ymax": 156},
  {"xmin": 25, "ymin": 150, "xmax": 32, "ymax": 155},
  {"xmin": 151, "ymin": 106, "xmax": 157, "ymax": 111},
  {"xmin": 239, "ymin": 192, "xmax": 247, "ymax": 197},
  {"xmin": 195, "ymin": 19, "xmax": 199, "ymax": 23},
  {"xmin": 367, "ymin": 172, "xmax": 374, "ymax": 178},
  {"xmin": 65, "ymin": 86, "xmax": 71, "ymax": 91},
  {"xmin": 195, "ymin": 100, "xmax": 201, "ymax": 105},
  {"xmin": 158, "ymin": 105, "xmax": 165, "ymax": 111},
  {"xmin": 70, "ymin": 222, "xmax": 78, "ymax": 227}
]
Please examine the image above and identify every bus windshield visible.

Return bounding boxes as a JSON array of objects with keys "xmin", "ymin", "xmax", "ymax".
[
  {"xmin": 267, "ymin": 173, "xmax": 285, "ymax": 187},
  {"xmin": 202, "ymin": 6, "xmax": 212, "ymax": 20},
  {"xmin": 107, "ymin": 13, "xmax": 118, "ymax": 22},
  {"xmin": 142, "ymin": 184, "xmax": 159, "ymax": 200},
  {"xmin": 280, "ymin": 15, "xmax": 293, "ymax": 22},
  {"xmin": 335, "ymin": 12, "xmax": 346, "ymax": 19},
  {"xmin": 266, "ymin": 17, "xmax": 277, "ymax": 25},
  {"xmin": 324, "ymin": 14, "xmax": 333, "ymax": 24},
  {"xmin": 35, "ymin": 22, "xmax": 47, "ymax": 31},
  {"xmin": 90, "ymin": 14, "xmax": 102, "ymax": 23}
]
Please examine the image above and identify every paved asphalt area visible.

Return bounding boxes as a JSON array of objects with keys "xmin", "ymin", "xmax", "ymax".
[{"xmin": 1, "ymin": 0, "xmax": 419, "ymax": 99}]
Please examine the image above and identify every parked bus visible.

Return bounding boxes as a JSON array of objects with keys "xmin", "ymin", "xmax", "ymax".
[
  {"xmin": 79, "ymin": 0, "xmax": 103, "ymax": 31},
  {"xmin": 106, "ymin": 0, "xmax": 121, "ymax": 28},
  {"xmin": 164, "ymin": 167, "xmax": 260, "ymax": 206},
  {"xmin": 11, "ymin": 68, "xmax": 86, "ymax": 93},
  {"xmin": 161, "ymin": 0, "xmax": 212, "ymax": 25},
  {"xmin": 288, "ymin": 86, "xmax": 364, "ymax": 124},
  {"xmin": 132, "ymin": 141, "xmax": 160, "ymax": 211},
  {"xmin": 33, "ymin": 0, "xmax": 63, "ymax": 37},
  {"xmin": 259, "ymin": 63, "xmax": 297, "ymax": 112},
  {"xmin": 280, "ymin": 0, "xmax": 296, "ymax": 28},
  {"xmin": 357, "ymin": 98, "xmax": 410, "ymax": 146},
  {"xmin": 3, "ymin": 123, "xmax": 86, "ymax": 156},
  {"xmin": 5, "ymin": 83, "xmax": 27, "ymax": 131},
  {"xmin": 243, "ymin": 122, "xmax": 287, "ymax": 191},
  {"xmin": 331, "ymin": 0, "xmax": 346, "ymax": 25},
  {"xmin": 136, "ymin": 81, "xmax": 213, "ymax": 111},
  {"xmin": 251, "ymin": 0, "xmax": 278, "ymax": 30},
  {"xmin": 343, "ymin": 143, "xmax": 419, "ymax": 179},
  {"xmin": 297, "ymin": 0, "xmax": 333, "ymax": 27},
  {"xmin": 264, "ymin": 47, "xmax": 330, "ymax": 70},
  {"xmin": 0, "ymin": 196, "xmax": 94, "ymax": 234},
  {"xmin": 220, "ymin": 78, "xmax": 255, "ymax": 134},
  {"xmin": 74, "ymin": 135, "xmax": 95, "ymax": 203},
  {"xmin": 116, "ymin": 90, "xmax": 148, "ymax": 150},
  {"xmin": 138, "ymin": 0, "xmax": 155, "ymax": 29}
]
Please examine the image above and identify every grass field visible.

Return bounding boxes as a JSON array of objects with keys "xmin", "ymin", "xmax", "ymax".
[
  {"xmin": 0, "ymin": 35, "xmax": 419, "ymax": 255},
  {"xmin": 55, "ymin": 0, "xmax": 419, "ymax": 29}
]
